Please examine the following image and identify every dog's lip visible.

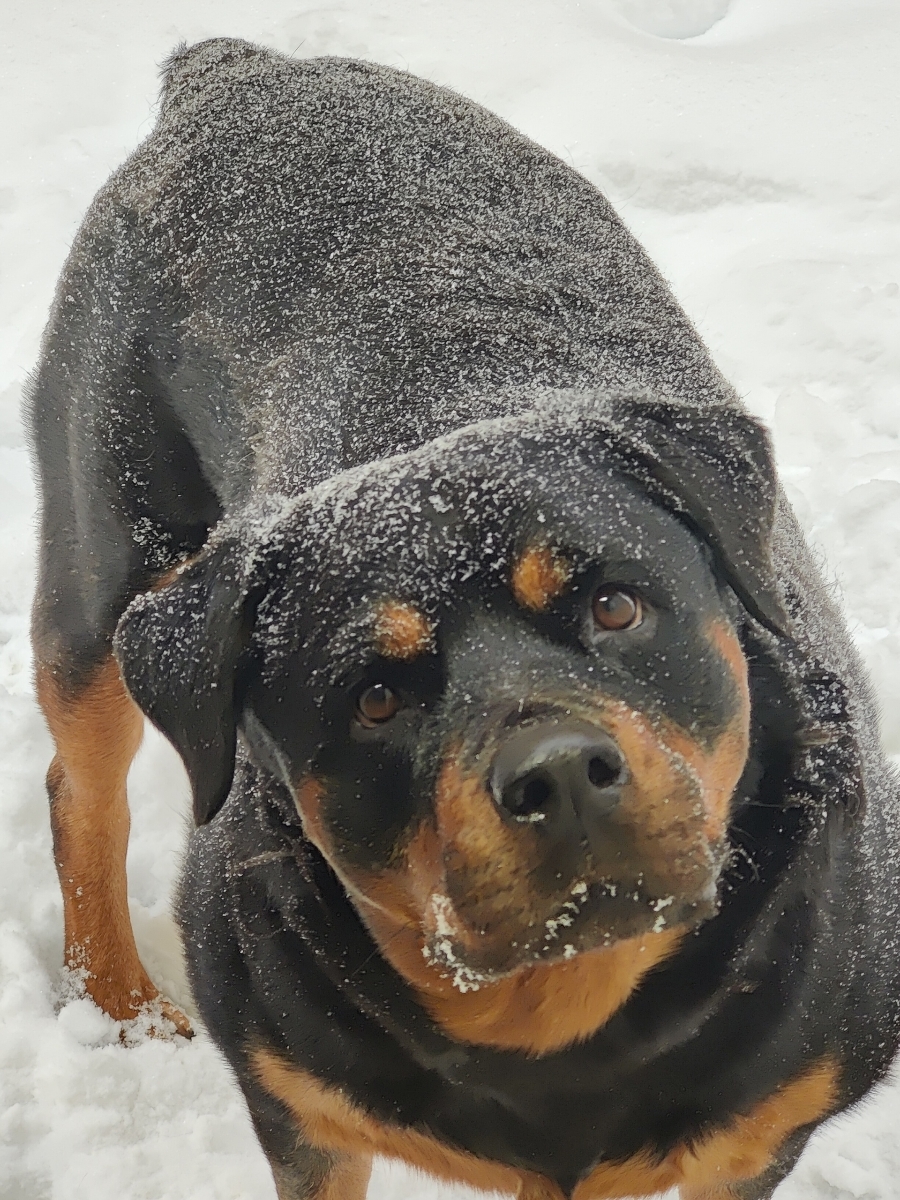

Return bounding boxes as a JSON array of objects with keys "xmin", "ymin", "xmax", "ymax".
[
  {"xmin": 524, "ymin": 878, "xmax": 701, "ymax": 948},
  {"xmin": 425, "ymin": 877, "xmax": 713, "ymax": 980}
]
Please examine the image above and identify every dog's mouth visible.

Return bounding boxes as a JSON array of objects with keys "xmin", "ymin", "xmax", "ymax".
[{"xmin": 418, "ymin": 872, "xmax": 719, "ymax": 990}]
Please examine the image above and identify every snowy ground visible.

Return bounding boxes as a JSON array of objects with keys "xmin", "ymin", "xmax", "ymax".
[{"xmin": 2, "ymin": 1, "xmax": 899, "ymax": 1197}]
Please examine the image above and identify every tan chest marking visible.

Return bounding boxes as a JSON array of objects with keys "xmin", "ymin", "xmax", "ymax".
[
  {"xmin": 254, "ymin": 1048, "xmax": 836, "ymax": 1200},
  {"xmin": 574, "ymin": 1058, "xmax": 838, "ymax": 1199},
  {"xmin": 254, "ymin": 1051, "xmax": 840, "ymax": 1200},
  {"xmin": 252, "ymin": 1047, "xmax": 563, "ymax": 1199}
]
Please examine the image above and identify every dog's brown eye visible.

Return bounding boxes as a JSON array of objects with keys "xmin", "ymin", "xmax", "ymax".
[
  {"xmin": 356, "ymin": 683, "xmax": 402, "ymax": 726},
  {"xmin": 593, "ymin": 587, "xmax": 642, "ymax": 631}
]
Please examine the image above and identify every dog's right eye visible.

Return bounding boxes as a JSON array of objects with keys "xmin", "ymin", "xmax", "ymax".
[
  {"xmin": 592, "ymin": 586, "xmax": 643, "ymax": 632},
  {"xmin": 356, "ymin": 683, "xmax": 403, "ymax": 727}
]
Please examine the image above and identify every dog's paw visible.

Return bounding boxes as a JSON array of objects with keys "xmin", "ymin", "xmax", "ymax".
[
  {"xmin": 61, "ymin": 962, "xmax": 194, "ymax": 1041},
  {"xmin": 119, "ymin": 994, "xmax": 194, "ymax": 1044}
]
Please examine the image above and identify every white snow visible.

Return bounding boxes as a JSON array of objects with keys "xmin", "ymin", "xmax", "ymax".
[{"xmin": 1, "ymin": 1, "xmax": 899, "ymax": 1197}]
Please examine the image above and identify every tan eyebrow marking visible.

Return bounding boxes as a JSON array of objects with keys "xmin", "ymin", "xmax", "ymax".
[
  {"xmin": 374, "ymin": 600, "xmax": 434, "ymax": 660},
  {"xmin": 510, "ymin": 545, "xmax": 573, "ymax": 612}
]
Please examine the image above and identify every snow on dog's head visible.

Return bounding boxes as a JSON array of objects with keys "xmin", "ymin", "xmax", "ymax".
[{"xmin": 115, "ymin": 389, "xmax": 782, "ymax": 991}]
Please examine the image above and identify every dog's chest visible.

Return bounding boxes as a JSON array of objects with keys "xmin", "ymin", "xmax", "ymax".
[
  {"xmin": 205, "ymin": 808, "xmax": 828, "ymax": 1197},
  {"xmin": 251, "ymin": 1034, "xmax": 836, "ymax": 1200}
]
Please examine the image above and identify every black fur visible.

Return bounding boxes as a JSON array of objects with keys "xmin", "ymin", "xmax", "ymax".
[{"xmin": 29, "ymin": 37, "xmax": 900, "ymax": 1200}]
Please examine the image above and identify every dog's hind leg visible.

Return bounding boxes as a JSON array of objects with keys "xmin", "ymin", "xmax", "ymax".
[{"xmin": 36, "ymin": 652, "xmax": 192, "ymax": 1035}]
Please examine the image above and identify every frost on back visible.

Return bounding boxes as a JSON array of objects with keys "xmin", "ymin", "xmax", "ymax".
[{"xmin": 73, "ymin": 36, "xmax": 738, "ymax": 514}]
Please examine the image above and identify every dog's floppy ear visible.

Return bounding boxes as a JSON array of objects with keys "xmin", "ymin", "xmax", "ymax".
[
  {"xmin": 603, "ymin": 395, "xmax": 787, "ymax": 634},
  {"xmin": 113, "ymin": 538, "xmax": 255, "ymax": 825}
]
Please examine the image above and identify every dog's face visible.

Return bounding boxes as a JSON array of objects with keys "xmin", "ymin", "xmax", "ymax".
[
  {"xmin": 116, "ymin": 393, "xmax": 784, "ymax": 987},
  {"xmin": 248, "ymin": 467, "xmax": 749, "ymax": 985}
]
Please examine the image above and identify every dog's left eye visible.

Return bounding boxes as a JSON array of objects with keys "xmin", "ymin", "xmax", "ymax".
[{"xmin": 356, "ymin": 683, "xmax": 403, "ymax": 726}]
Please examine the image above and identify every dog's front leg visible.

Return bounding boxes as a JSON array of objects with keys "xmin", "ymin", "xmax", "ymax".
[
  {"xmin": 269, "ymin": 1153, "xmax": 372, "ymax": 1200},
  {"xmin": 36, "ymin": 653, "xmax": 192, "ymax": 1036}
]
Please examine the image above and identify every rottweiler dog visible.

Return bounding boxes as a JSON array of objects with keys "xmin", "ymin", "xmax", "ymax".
[{"xmin": 28, "ymin": 37, "xmax": 900, "ymax": 1200}]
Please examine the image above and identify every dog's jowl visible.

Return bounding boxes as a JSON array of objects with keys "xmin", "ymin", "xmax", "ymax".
[{"xmin": 28, "ymin": 37, "xmax": 900, "ymax": 1200}]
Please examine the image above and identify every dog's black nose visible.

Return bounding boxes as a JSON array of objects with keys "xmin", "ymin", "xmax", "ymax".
[{"xmin": 490, "ymin": 720, "xmax": 627, "ymax": 830}]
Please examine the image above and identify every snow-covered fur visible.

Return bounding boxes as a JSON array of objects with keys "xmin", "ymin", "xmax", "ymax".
[{"xmin": 27, "ymin": 37, "xmax": 900, "ymax": 1200}]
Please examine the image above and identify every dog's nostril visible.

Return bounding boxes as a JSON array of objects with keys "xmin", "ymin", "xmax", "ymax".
[
  {"xmin": 587, "ymin": 754, "xmax": 621, "ymax": 789},
  {"xmin": 502, "ymin": 775, "xmax": 555, "ymax": 817},
  {"xmin": 510, "ymin": 775, "xmax": 553, "ymax": 816}
]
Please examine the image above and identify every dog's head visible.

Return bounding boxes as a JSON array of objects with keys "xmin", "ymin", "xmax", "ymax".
[{"xmin": 116, "ymin": 391, "xmax": 785, "ymax": 989}]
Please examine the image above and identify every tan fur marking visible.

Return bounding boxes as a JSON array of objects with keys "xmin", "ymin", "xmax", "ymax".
[
  {"xmin": 343, "ymin": 775, "xmax": 683, "ymax": 1055},
  {"xmin": 295, "ymin": 776, "xmax": 330, "ymax": 850},
  {"xmin": 254, "ymin": 1049, "xmax": 836, "ymax": 1200},
  {"xmin": 704, "ymin": 620, "xmax": 752, "ymax": 835},
  {"xmin": 374, "ymin": 600, "xmax": 433, "ymax": 660},
  {"xmin": 575, "ymin": 1058, "xmax": 838, "ymax": 1199},
  {"xmin": 270, "ymin": 1152, "xmax": 371, "ymax": 1200},
  {"xmin": 252, "ymin": 1047, "xmax": 563, "ymax": 1200},
  {"xmin": 511, "ymin": 545, "xmax": 572, "ymax": 611},
  {"xmin": 432, "ymin": 755, "xmax": 542, "ymax": 940},
  {"xmin": 677, "ymin": 1059, "xmax": 837, "ymax": 1192},
  {"xmin": 660, "ymin": 621, "xmax": 751, "ymax": 842},
  {"xmin": 148, "ymin": 553, "xmax": 198, "ymax": 591},
  {"xmin": 368, "ymin": 900, "xmax": 683, "ymax": 1055},
  {"xmin": 595, "ymin": 621, "xmax": 749, "ymax": 870},
  {"xmin": 313, "ymin": 1154, "xmax": 372, "ymax": 1200},
  {"xmin": 678, "ymin": 1190, "xmax": 740, "ymax": 1200},
  {"xmin": 37, "ymin": 656, "xmax": 191, "ymax": 1035}
]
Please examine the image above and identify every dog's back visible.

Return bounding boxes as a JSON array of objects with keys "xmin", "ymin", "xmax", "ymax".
[{"xmin": 33, "ymin": 37, "xmax": 734, "ymax": 512}]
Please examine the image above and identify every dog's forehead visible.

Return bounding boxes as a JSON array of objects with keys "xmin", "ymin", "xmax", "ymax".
[
  {"xmin": 300, "ymin": 425, "xmax": 682, "ymax": 587},
  {"xmin": 254, "ymin": 415, "xmax": 705, "ymax": 677}
]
